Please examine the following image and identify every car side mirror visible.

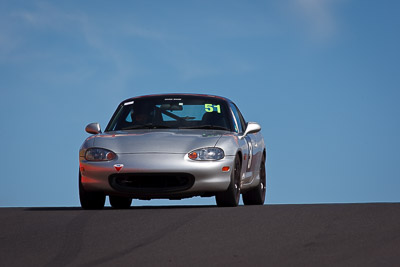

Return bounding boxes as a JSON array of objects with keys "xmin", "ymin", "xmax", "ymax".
[
  {"xmin": 242, "ymin": 122, "xmax": 261, "ymax": 137},
  {"xmin": 85, "ymin": 123, "xmax": 102, "ymax": 134}
]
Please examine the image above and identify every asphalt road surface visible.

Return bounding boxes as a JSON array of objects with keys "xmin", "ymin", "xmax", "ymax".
[{"xmin": 1, "ymin": 203, "xmax": 400, "ymax": 267}]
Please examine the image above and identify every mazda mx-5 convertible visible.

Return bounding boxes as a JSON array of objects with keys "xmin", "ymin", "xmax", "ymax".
[{"xmin": 79, "ymin": 94, "xmax": 266, "ymax": 209}]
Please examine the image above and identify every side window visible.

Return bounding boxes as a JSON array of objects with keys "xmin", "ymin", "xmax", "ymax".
[
  {"xmin": 234, "ymin": 104, "xmax": 247, "ymax": 132},
  {"xmin": 230, "ymin": 103, "xmax": 244, "ymax": 133},
  {"xmin": 125, "ymin": 109, "xmax": 133, "ymax": 122}
]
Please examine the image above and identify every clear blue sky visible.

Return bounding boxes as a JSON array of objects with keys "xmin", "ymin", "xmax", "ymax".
[{"xmin": 1, "ymin": 0, "xmax": 399, "ymax": 207}]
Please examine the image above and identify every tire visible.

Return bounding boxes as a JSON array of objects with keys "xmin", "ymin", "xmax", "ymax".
[
  {"xmin": 109, "ymin": 196, "xmax": 132, "ymax": 209},
  {"xmin": 243, "ymin": 154, "xmax": 266, "ymax": 205},
  {"xmin": 216, "ymin": 155, "xmax": 241, "ymax": 207},
  {"xmin": 79, "ymin": 172, "xmax": 105, "ymax": 210}
]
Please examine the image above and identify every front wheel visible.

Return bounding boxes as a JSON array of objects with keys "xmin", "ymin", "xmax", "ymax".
[
  {"xmin": 215, "ymin": 155, "xmax": 241, "ymax": 207},
  {"xmin": 243, "ymin": 154, "xmax": 266, "ymax": 205},
  {"xmin": 79, "ymin": 172, "xmax": 105, "ymax": 210}
]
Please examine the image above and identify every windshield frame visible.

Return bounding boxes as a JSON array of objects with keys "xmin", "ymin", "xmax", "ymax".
[{"xmin": 104, "ymin": 95, "xmax": 235, "ymax": 132}]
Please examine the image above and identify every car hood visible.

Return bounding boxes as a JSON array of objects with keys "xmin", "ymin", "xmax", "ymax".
[{"xmin": 92, "ymin": 129, "xmax": 225, "ymax": 154}]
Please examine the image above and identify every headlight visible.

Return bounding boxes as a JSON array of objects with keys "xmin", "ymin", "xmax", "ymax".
[
  {"xmin": 188, "ymin": 147, "xmax": 224, "ymax": 161},
  {"xmin": 85, "ymin": 148, "xmax": 116, "ymax": 161}
]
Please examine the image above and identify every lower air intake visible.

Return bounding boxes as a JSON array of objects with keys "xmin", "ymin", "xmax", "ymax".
[{"xmin": 109, "ymin": 173, "xmax": 195, "ymax": 193}]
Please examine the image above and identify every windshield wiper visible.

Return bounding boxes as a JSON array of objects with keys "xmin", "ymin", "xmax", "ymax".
[
  {"xmin": 180, "ymin": 125, "xmax": 230, "ymax": 131},
  {"xmin": 122, "ymin": 124, "xmax": 171, "ymax": 130}
]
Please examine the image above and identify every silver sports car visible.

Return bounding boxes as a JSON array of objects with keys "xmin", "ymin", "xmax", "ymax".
[{"xmin": 79, "ymin": 94, "xmax": 266, "ymax": 209}]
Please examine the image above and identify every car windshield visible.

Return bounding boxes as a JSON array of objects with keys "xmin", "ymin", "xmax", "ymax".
[{"xmin": 105, "ymin": 96, "xmax": 234, "ymax": 132}]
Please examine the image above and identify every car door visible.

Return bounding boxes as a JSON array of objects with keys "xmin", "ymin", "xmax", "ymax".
[
  {"xmin": 232, "ymin": 103, "xmax": 263, "ymax": 185},
  {"xmin": 230, "ymin": 103, "xmax": 252, "ymax": 183}
]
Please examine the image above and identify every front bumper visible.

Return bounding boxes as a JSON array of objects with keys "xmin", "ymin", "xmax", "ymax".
[{"xmin": 79, "ymin": 153, "xmax": 234, "ymax": 198}]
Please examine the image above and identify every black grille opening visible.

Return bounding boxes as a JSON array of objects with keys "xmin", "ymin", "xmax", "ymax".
[{"xmin": 109, "ymin": 173, "xmax": 195, "ymax": 193}]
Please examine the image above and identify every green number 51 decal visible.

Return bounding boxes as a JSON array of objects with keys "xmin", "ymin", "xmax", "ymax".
[{"xmin": 205, "ymin": 104, "xmax": 221, "ymax": 113}]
